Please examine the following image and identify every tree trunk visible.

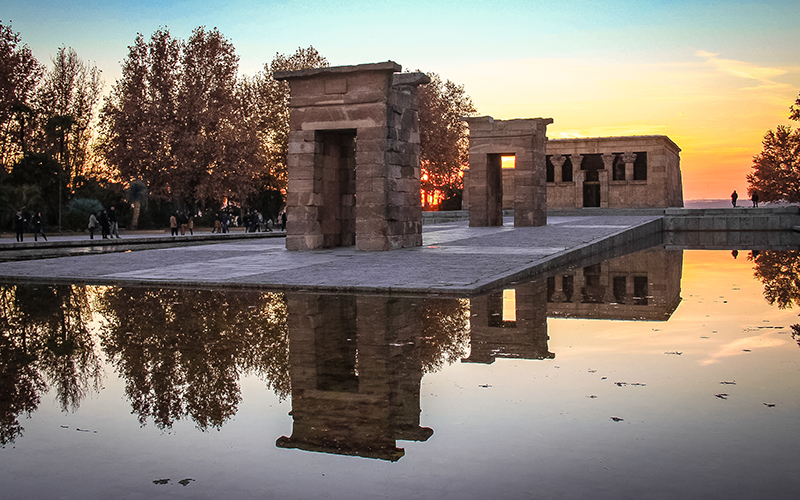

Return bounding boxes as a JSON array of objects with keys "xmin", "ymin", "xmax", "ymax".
[{"xmin": 132, "ymin": 201, "xmax": 141, "ymax": 230}]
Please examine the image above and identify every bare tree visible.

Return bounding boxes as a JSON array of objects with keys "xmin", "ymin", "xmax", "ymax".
[
  {"xmin": 0, "ymin": 21, "xmax": 43, "ymax": 170},
  {"xmin": 34, "ymin": 46, "xmax": 102, "ymax": 184}
]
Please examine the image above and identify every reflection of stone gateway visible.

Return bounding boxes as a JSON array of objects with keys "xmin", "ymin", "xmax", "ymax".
[
  {"xmin": 275, "ymin": 62, "xmax": 430, "ymax": 251},
  {"xmin": 464, "ymin": 280, "xmax": 555, "ymax": 364},
  {"xmin": 279, "ymin": 294, "xmax": 433, "ymax": 461}
]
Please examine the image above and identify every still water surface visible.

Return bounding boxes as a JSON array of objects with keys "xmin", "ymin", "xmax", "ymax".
[{"xmin": 1, "ymin": 248, "xmax": 799, "ymax": 499}]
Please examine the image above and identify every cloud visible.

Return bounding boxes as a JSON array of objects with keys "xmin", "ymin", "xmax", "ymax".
[
  {"xmin": 699, "ymin": 334, "xmax": 785, "ymax": 365},
  {"xmin": 695, "ymin": 51, "xmax": 791, "ymax": 90}
]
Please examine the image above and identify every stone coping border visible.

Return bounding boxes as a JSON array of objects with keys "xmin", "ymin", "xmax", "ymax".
[{"xmin": 0, "ymin": 231, "xmax": 284, "ymax": 262}]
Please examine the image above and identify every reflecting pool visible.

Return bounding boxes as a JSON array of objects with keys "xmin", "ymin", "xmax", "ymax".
[{"xmin": 1, "ymin": 248, "xmax": 799, "ymax": 499}]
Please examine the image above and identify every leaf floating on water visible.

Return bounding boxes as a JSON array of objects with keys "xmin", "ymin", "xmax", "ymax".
[
  {"xmin": 715, "ymin": 393, "xmax": 729, "ymax": 400},
  {"xmin": 742, "ymin": 349, "xmax": 752, "ymax": 352},
  {"xmin": 610, "ymin": 416, "xmax": 624, "ymax": 422},
  {"xmin": 153, "ymin": 479, "xmax": 170, "ymax": 485},
  {"xmin": 601, "ymin": 377, "xmax": 608, "ymax": 380},
  {"xmin": 587, "ymin": 395, "xmax": 598, "ymax": 399},
  {"xmin": 614, "ymin": 382, "xmax": 627, "ymax": 387},
  {"xmin": 178, "ymin": 479, "xmax": 195, "ymax": 486},
  {"xmin": 763, "ymin": 403, "xmax": 776, "ymax": 407},
  {"xmin": 60, "ymin": 425, "xmax": 68, "ymax": 429},
  {"xmin": 478, "ymin": 384, "xmax": 492, "ymax": 388},
  {"xmin": 588, "ymin": 369, "xmax": 597, "ymax": 373},
  {"xmin": 631, "ymin": 383, "xmax": 647, "ymax": 386},
  {"xmin": 665, "ymin": 351, "xmax": 683, "ymax": 355},
  {"xmin": 720, "ymin": 381, "xmax": 736, "ymax": 385}
]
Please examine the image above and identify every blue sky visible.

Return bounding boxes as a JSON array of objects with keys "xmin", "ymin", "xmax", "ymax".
[{"xmin": 5, "ymin": 0, "xmax": 800, "ymax": 198}]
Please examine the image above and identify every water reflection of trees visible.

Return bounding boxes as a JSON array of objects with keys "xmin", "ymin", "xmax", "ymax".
[
  {"xmin": 96, "ymin": 288, "xmax": 289, "ymax": 431},
  {"xmin": 0, "ymin": 284, "xmax": 101, "ymax": 446},
  {"xmin": 749, "ymin": 250, "xmax": 800, "ymax": 309},
  {"xmin": 420, "ymin": 298, "xmax": 471, "ymax": 373},
  {"xmin": 1, "ymin": 283, "xmax": 473, "ymax": 444}
]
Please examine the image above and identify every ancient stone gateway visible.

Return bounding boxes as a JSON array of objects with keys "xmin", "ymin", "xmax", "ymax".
[
  {"xmin": 464, "ymin": 116, "xmax": 553, "ymax": 227},
  {"xmin": 274, "ymin": 62, "xmax": 429, "ymax": 251}
]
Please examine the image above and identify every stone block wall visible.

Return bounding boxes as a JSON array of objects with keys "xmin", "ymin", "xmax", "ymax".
[
  {"xmin": 544, "ymin": 135, "xmax": 683, "ymax": 209},
  {"xmin": 276, "ymin": 62, "xmax": 429, "ymax": 251},
  {"xmin": 465, "ymin": 116, "xmax": 553, "ymax": 227}
]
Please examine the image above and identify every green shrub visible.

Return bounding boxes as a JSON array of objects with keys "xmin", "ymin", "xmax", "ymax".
[{"xmin": 64, "ymin": 198, "xmax": 103, "ymax": 231}]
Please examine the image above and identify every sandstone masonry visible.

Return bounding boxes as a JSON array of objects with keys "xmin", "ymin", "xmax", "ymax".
[
  {"xmin": 275, "ymin": 62, "xmax": 429, "ymax": 251},
  {"xmin": 464, "ymin": 116, "xmax": 553, "ymax": 227}
]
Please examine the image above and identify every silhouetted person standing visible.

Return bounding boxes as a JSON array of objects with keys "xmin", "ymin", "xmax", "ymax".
[
  {"xmin": 170, "ymin": 213, "xmax": 178, "ymax": 236},
  {"xmin": 179, "ymin": 212, "xmax": 188, "ymax": 235},
  {"xmin": 14, "ymin": 211, "xmax": 26, "ymax": 242},
  {"xmin": 281, "ymin": 211, "xmax": 287, "ymax": 231},
  {"xmin": 32, "ymin": 212, "xmax": 47, "ymax": 241},
  {"xmin": 731, "ymin": 190, "xmax": 738, "ymax": 208},
  {"xmin": 109, "ymin": 206, "xmax": 120, "ymax": 238},
  {"xmin": 752, "ymin": 191, "xmax": 759, "ymax": 208},
  {"xmin": 100, "ymin": 210, "xmax": 110, "ymax": 239}
]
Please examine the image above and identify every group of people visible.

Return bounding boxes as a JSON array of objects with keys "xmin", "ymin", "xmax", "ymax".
[
  {"xmin": 730, "ymin": 190, "xmax": 759, "ymax": 208},
  {"xmin": 211, "ymin": 210, "xmax": 287, "ymax": 234},
  {"xmin": 13, "ymin": 211, "xmax": 48, "ymax": 242},
  {"xmin": 169, "ymin": 212, "xmax": 195, "ymax": 236},
  {"xmin": 88, "ymin": 206, "xmax": 121, "ymax": 239},
  {"xmin": 11, "ymin": 205, "xmax": 289, "ymax": 243}
]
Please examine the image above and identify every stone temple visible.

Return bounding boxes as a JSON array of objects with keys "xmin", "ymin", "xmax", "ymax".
[
  {"xmin": 499, "ymin": 135, "xmax": 684, "ymax": 210},
  {"xmin": 275, "ymin": 62, "xmax": 429, "ymax": 251}
]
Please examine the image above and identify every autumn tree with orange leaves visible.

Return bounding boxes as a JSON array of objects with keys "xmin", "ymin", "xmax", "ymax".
[
  {"xmin": 418, "ymin": 72, "xmax": 477, "ymax": 210},
  {"xmin": 747, "ymin": 92, "xmax": 800, "ymax": 203}
]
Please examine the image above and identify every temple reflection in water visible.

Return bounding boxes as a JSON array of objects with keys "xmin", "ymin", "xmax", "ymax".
[
  {"xmin": 277, "ymin": 294, "xmax": 435, "ymax": 461},
  {"xmin": 1, "ymin": 245, "xmax": 689, "ymax": 459}
]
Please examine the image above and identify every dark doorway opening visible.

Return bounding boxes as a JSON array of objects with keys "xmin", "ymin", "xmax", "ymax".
[
  {"xmin": 583, "ymin": 182, "xmax": 601, "ymax": 207},
  {"xmin": 317, "ymin": 129, "xmax": 357, "ymax": 247},
  {"xmin": 487, "ymin": 153, "xmax": 507, "ymax": 225}
]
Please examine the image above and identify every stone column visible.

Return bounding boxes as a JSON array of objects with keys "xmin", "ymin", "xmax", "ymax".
[
  {"xmin": 622, "ymin": 152, "xmax": 637, "ymax": 182},
  {"xmin": 550, "ymin": 274, "xmax": 567, "ymax": 303},
  {"xmin": 572, "ymin": 154, "xmax": 584, "ymax": 208},
  {"xmin": 599, "ymin": 168, "xmax": 609, "ymax": 208},
  {"xmin": 550, "ymin": 154, "xmax": 566, "ymax": 183}
]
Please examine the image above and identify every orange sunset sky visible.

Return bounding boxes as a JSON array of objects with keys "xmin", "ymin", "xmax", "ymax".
[{"xmin": 6, "ymin": 0, "xmax": 799, "ymax": 200}]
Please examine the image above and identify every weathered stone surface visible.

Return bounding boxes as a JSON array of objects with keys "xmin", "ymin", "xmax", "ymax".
[
  {"xmin": 464, "ymin": 116, "xmax": 552, "ymax": 227},
  {"xmin": 544, "ymin": 136, "xmax": 683, "ymax": 209},
  {"xmin": 277, "ymin": 61, "xmax": 427, "ymax": 251}
]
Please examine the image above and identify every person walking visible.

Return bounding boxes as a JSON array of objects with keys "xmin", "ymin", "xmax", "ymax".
[
  {"xmin": 170, "ymin": 213, "xmax": 178, "ymax": 236},
  {"xmin": 14, "ymin": 211, "xmax": 26, "ymax": 242},
  {"xmin": 32, "ymin": 212, "xmax": 47, "ymax": 241},
  {"xmin": 731, "ymin": 190, "xmax": 738, "ymax": 208},
  {"xmin": 188, "ymin": 215, "xmax": 194, "ymax": 235},
  {"xmin": 109, "ymin": 206, "xmax": 121, "ymax": 238},
  {"xmin": 280, "ymin": 211, "xmax": 287, "ymax": 231},
  {"xmin": 752, "ymin": 191, "xmax": 759, "ymax": 208},
  {"xmin": 88, "ymin": 212, "xmax": 98, "ymax": 239}
]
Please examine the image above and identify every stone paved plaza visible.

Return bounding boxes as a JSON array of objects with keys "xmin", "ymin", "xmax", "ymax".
[{"xmin": 0, "ymin": 215, "xmax": 662, "ymax": 294}]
